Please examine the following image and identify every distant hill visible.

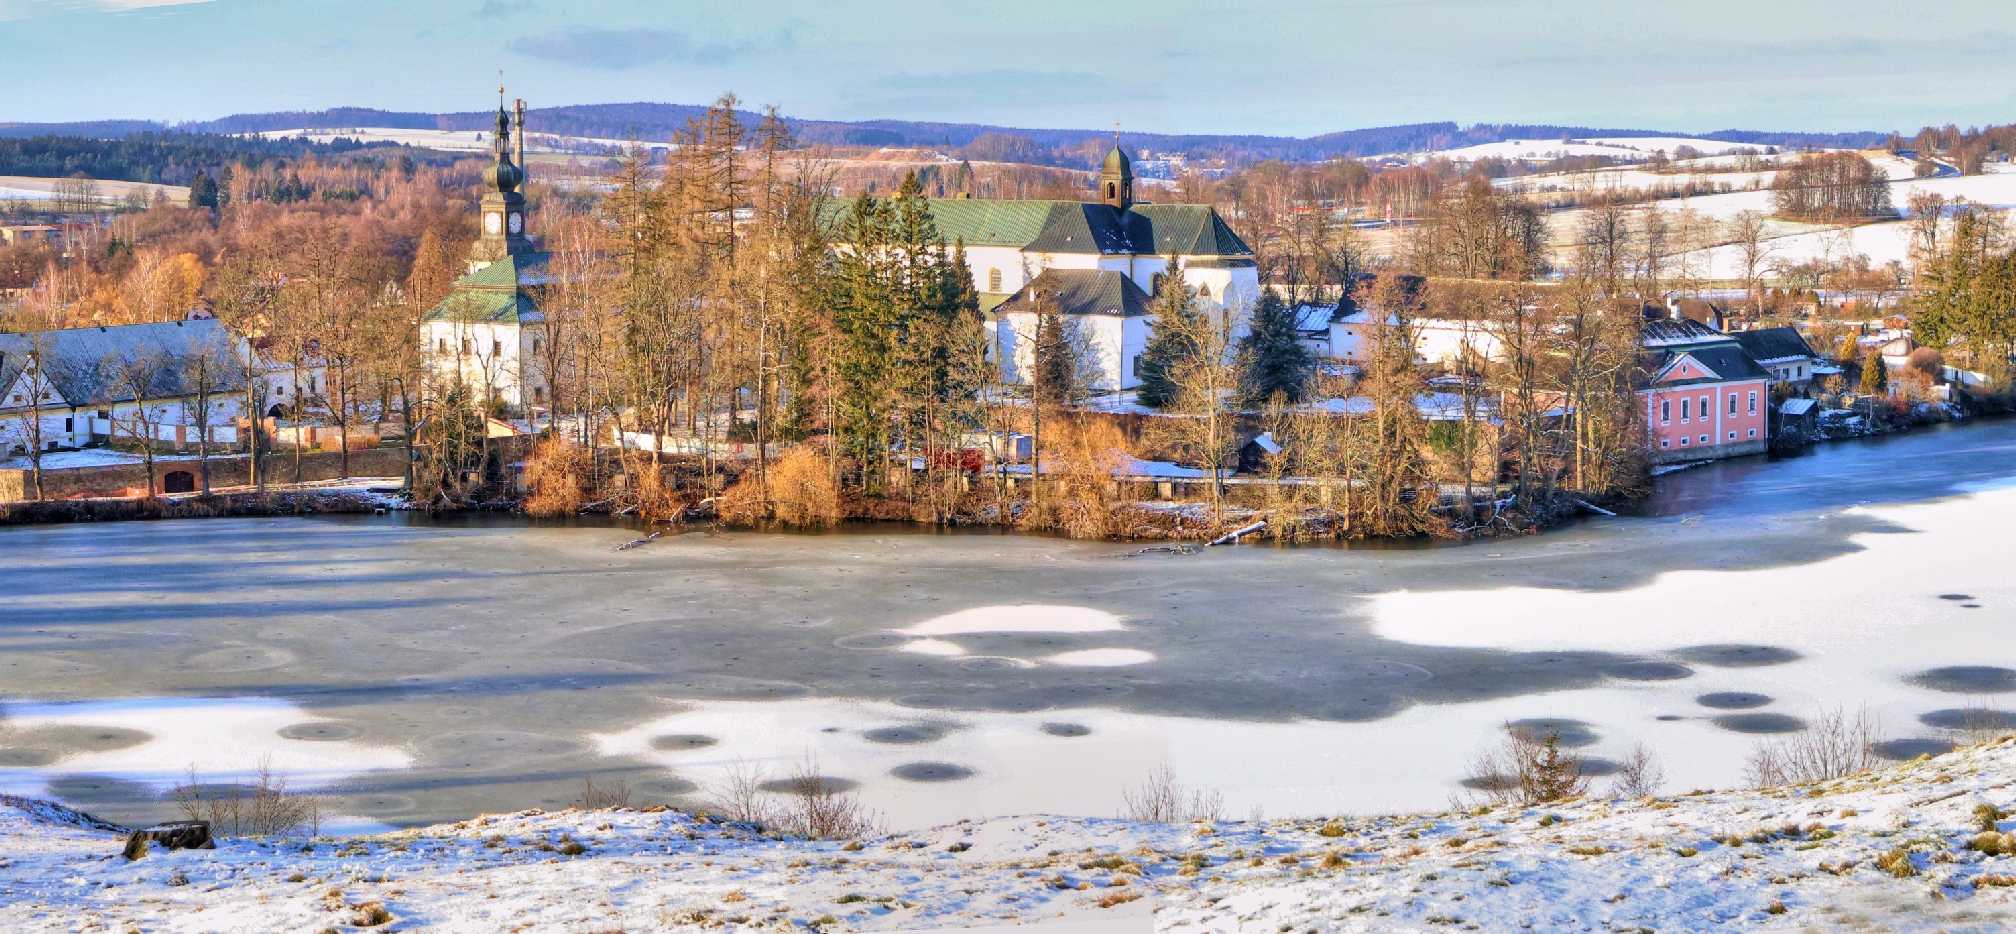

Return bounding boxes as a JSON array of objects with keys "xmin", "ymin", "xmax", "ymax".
[{"xmin": 0, "ymin": 103, "xmax": 1893, "ymax": 165}]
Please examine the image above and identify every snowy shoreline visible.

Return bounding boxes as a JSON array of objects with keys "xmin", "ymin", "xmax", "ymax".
[{"xmin": 6, "ymin": 737, "xmax": 2016, "ymax": 931}]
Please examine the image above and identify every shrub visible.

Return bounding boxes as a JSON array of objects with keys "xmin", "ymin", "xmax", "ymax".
[
  {"xmin": 1876, "ymin": 848, "xmax": 1917, "ymax": 877},
  {"xmin": 773, "ymin": 758, "xmax": 881, "ymax": 841},
  {"xmin": 1120, "ymin": 765, "xmax": 1224, "ymax": 824},
  {"xmin": 522, "ymin": 436, "xmax": 593, "ymax": 517},
  {"xmin": 1610, "ymin": 744, "xmax": 1665, "ymax": 799},
  {"xmin": 1463, "ymin": 725, "xmax": 1590, "ymax": 807},
  {"xmin": 720, "ymin": 447, "xmax": 843, "ymax": 528},
  {"xmin": 1745, "ymin": 706, "xmax": 1881, "ymax": 788},
  {"xmin": 572, "ymin": 776, "xmax": 632, "ymax": 810},
  {"xmin": 1977, "ymin": 803, "xmax": 2008, "ymax": 834},
  {"xmin": 168, "ymin": 757, "xmax": 320, "ymax": 838}
]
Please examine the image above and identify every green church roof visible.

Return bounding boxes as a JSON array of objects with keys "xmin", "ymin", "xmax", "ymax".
[
  {"xmin": 423, "ymin": 252, "xmax": 549, "ymax": 324},
  {"xmin": 825, "ymin": 197, "xmax": 1252, "ymax": 257}
]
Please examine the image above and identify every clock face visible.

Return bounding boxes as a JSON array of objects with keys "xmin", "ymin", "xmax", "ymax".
[
  {"xmin": 508, "ymin": 212, "xmax": 523, "ymax": 234},
  {"xmin": 484, "ymin": 212, "xmax": 502, "ymax": 234}
]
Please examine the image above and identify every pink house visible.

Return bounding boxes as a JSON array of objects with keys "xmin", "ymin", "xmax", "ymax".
[{"xmin": 1640, "ymin": 317, "xmax": 1772, "ymax": 464}]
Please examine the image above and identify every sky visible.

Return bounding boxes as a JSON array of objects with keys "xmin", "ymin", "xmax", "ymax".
[{"xmin": 2, "ymin": 0, "xmax": 2013, "ymax": 137}]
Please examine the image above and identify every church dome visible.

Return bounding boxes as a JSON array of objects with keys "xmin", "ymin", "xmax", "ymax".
[
  {"xmin": 484, "ymin": 154, "xmax": 524, "ymax": 194},
  {"xmin": 1102, "ymin": 145, "xmax": 1132, "ymax": 176}
]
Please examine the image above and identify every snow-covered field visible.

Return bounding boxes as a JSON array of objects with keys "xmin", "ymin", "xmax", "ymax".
[
  {"xmin": 1409, "ymin": 137, "xmax": 1764, "ymax": 164},
  {"xmin": 6, "ymin": 735, "xmax": 2016, "ymax": 931},
  {"xmin": 251, "ymin": 126, "xmax": 645, "ymax": 153}
]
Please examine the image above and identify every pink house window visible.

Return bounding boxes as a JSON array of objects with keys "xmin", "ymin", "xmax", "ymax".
[
  {"xmin": 1749, "ymin": 391, "xmax": 1757, "ymax": 414},
  {"xmin": 1660, "ymin": 400, "xmax": 1670, "ymax": 423},
  {"xmin": 1698, "ymin": 394, "xmax": 1708, "ymax": 416},
  {"xmin": 1729, "ymin": 394, "xmax": 1737, "ymax": 415},
  {"xmin": 1680, "ymin": 398, "xmax": 1690, "ymax": 421}
]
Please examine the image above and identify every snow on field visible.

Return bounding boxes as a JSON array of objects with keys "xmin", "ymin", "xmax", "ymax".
[
  {"xmin": 7, "ymin": 735, "xmax": 2016, "ymax": 931},
  {"xmin": 0, "ymin": 696, "xmax": 411, "ymax": 800},
  {"xmin": 1418, "ymin": 137, "xmax": 1762, "ymax": 164},
  {"xmin": 253, "ymin": 126, "xmax": 646, "ymax": 153}
]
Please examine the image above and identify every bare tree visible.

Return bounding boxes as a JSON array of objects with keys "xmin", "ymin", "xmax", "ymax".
[
  {"xmin": 1729, "ymin": 211, "xmax": 1773, "ymax": 321},
  {"xmin": 98, "ymin": 347, "xmax": 170, "ymax": 497}
]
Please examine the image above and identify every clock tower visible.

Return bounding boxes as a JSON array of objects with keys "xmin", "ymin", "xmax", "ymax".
[{"xmin": 469, "ymin": 88, "xmax": 531, "ymax": 267}]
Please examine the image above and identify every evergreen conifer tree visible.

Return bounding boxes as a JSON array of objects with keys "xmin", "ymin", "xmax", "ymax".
[
  {"xmin": 1240, "ymin": 291, "xmax": 1314, "ymax": 404},
  {"xmin": 1136, "ymin": 255, "xmax": 1202, "ymax": 408},
  {"xmin": 1859, "ymin": 351, "xmax": 1888, "ymax": 395}
]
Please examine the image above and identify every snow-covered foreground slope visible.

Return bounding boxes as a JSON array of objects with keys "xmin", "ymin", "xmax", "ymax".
[{"xmin": 8, "ymin": 738, "xmax": 2016, "ymax": 932}]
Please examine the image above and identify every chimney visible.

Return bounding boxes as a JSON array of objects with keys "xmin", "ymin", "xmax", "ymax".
[
  {"xmin": 513, "ymin": 98, "xmax": 527, "ymax": 174},
  {"xmin": 1665, "ymin": 293, "xmax": 1683, "ymax": 321}
]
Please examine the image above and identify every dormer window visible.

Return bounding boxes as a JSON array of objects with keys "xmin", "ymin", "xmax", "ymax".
[{"xmin": 987, "ymin": 268, "xmax": 1002, "ymax": 292}]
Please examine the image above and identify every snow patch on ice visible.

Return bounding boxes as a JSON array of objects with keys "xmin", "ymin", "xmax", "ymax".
[
  {"xmin": 899, "ymin": 605, "xmax": 1127, "ymax": 637},
  {"xmin": 1042, "ymin": 648, "xmax": 1156, "ymax": 668}
]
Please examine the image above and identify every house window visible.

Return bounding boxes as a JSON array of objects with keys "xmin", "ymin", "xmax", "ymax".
[
  {"xmin": 1699, "ymin": 434, "xmax": 1709, "ymax": 444},
  {"xmin": 1660, "ymin": 400, "xmax": 1670, "ymax": 423},
  {"xmin": 1748, "ymin": 428, "xmax": 1757, "ymax": 438},
  {"xmin": 492, "ymin": 340, "xmax": 502, "ymax": 356},
  {"xmin": 1151, "ymin": 273, "xmax": 1166, "ymax": 294},
  {"xmin": 1729, "ymin": 394, "xmax": 1737, "ymax": 415},
  {"xmin": 1660, "ymin": 439, "xmax": 1670, "ymax": 449},
  {"xmin": 64, "ymin": 417, "xmax": 73, "ymax": 432},
  {"xmin": 1748, "ymin": 391, "xmax": 1757, "ymax": 414},
  {"xmin": 1131, "ymin": 355, "xmax": 1144, "ymax": 377},
  {"xmin": 1728, "ymin": 431, "xmax": 1737, "ymax": 440},
  {"xmin": 437, "ymin": 338, "xmax": 448, "ymax": 353},
  {"xmin": 987, "ymin": 268, "xmax": 1003, "ymax": 292},
  {"xmin": 1680, "ymin": 398, "xmax": 1690, "ymax": 421},
  {"xmin": 462, "ymin": 338, "xmax": 472, "ymax": 354},
  {"xmin": 1698, "ymin": 394, "xmax": 1709, "ymax": 417},
  {"xmin": 533, "ymin": 385, "xmax": 546, "ymax": 403},
  {"xmin": 1679, "ymin": 436, "xmax": 1689, "ymax": 446}
]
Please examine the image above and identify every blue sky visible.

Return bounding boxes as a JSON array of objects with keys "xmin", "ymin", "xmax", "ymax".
[{"xmin": 2, "ymin": 0, "xmax": 2012, "ymax": 136}]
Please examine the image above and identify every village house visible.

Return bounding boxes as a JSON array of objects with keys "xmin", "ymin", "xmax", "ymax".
[
  {"xmin": 1732, "ymin": 326, "xmax": 1822, "ymax": 389},
  {"xmin": 1639, "ymin": 312, "xmax": 1772, "ymax": 463},
  {"xmin": 0, "ymin": 318, "xmax": 247, "ymax": 458}
]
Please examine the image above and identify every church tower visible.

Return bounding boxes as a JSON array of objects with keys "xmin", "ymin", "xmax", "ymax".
[
  {"xmin": 469, "ymin": 88, "xmax": 531, "ymax": 267},
  {"xmin": 1098, "ymin": 145, "xmax": 1134, "ymax": 211}
]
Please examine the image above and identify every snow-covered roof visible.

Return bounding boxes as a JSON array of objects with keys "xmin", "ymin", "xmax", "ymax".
[{"xmin": 1779, "ymin": 398, "xmax": 1817, "ymax": 416}]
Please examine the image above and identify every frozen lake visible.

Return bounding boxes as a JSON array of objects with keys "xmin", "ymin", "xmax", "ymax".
[{"xmin": 3, "ymin": 420, "xmax": 2014, "ymax": 830}]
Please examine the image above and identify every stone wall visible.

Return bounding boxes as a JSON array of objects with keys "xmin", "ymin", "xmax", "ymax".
[{"xmin": 0, "ymin": 447, "xmax": 410, "ymax": 502}]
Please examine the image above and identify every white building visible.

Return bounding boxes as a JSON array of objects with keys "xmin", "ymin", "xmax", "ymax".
[
  {"xmin": 420, "ymin": 95, "xmax": 553, "ymax": 415},
  {"xmin": 0, "ymin": 319, "xmax": 246, "ymax": 456},
  {"xmin": 850, "ymin": 146, "xmax": 1260, "ymax": 392},
  {"xmin": 1324, "ymin": 308, "xmax": 1501, "ymax": 367},
  {"xmin": 993, "ymin": 269, "xmax": 1152, "ymax": 393}
]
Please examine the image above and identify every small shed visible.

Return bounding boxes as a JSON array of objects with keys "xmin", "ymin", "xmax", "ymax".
[{"xmin": 1777, "ymin": 397, "xmax": 1818, "ymax": 445}]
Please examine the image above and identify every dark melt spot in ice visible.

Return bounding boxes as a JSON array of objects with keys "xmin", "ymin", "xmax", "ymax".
[
  {"xmin": 1654, "ymin": 715, "xmax": 1684, "ymax": 722},
  {"xmin": 1920, "ymin": 708, "xmax": 2016, "ymax": 731},
  {"xmin": 863, "ymin": 724, "xmax": 952, "ymax": 745},
  {"xmin": 1507, "ymin": 718, "xmax": 1599, "ymax": 748},
  {"xmin": 1577, "ymin": 757, "xmax": 1621, "ymax": 778},
  {"xmin": 1696, "ymin": 692, "xmax": 1774, "ymax": 710},
  {"xmin": 648, "ymin": 734, "xmax": 719, "ymax": 751},
  {"xmin": 635, "ymin": 777, "xmax": 700, "ymax": 799},
  {"xmin": 893, "ymin": 693, "xmax": 960, "ymax": 711},
  {"xmin": 890, "ymin": 762, "xmax": 975, "ymax": 783},
  {"xmin": 1711, "ymin": 713, "xmax": 1807, "ymax": 735},
  {"xmin": 0, "ymin": 747, "xmax": 58, "ymax": 767},
  {"xmin": 958, "ymin": 657, "xmax": 1024, "ymax": 673},
  {"xmin": 820, "ymin": 727, "xmax": 841, "ymax": 733},
  {"xmin": 1872, "ymin": 738, "xmax": 1957, "ymax": 761},
  {"xmin": 421, "ymin": 731, "xmax": 587, "ymax": 761},
  {"xmin": 47, "ymin": 773, "xmax": 158, "ymax": 812},
  {"xmin": 1601, "ymin": 661, "xmax": 1695, "ymax": 681},
  {"xmin": 1040, "ymin": 722, "xmax": 1092, "ymax": 738},
  {"xmin": 1672, "ymin": 644, "xmax": 1801, "ymax": 668},
  {"xmin": 1907, "ymin": 666, "xmax": 2016, "ymax": 694},
  {"xmin": 760, "ymin": 775, "xmax": 859, "ymax": 795},
  {"xmin": 9, "ymin": 724, "xmax": 152, "ymax": 754},
  {"xmin": 1458, "ymin": 772, "xmax": 1515, "ymax": 792},
  {"xmin": 1962, "ymin": 604, "xmax": 1983, "ymax": 609},
  {"xmin": 1938, "ymin": 594, "xmax": 1975, "ymax": 601},
  {"xmin": 279, "ymin": 722, "xmax": 360, "ymax": 742}
]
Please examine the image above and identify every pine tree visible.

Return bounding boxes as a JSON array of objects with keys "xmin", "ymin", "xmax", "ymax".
[
  {"xmin": 1031, "ymin": 298, "xmax": 1077, "ymax": 407},
  {"xmin": 1136, "ymin": 255, "xmax": 1202, "ymax": 409},
  {"xmin": 1239, "ymin": 290, "xmax": 1313, "ymax": 404},
  {"xmin": 186, "ymin": 171, "xmax": 219, "ymax": 211}
]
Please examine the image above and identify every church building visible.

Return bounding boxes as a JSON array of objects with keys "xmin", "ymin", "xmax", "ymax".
[
  {"xmin": 854, "ymin": 146, "xmax": 1258, "ymax": 394},
  {"xmin": 419, "ymin": 92, "xmax": 553, "ymax": 416}
]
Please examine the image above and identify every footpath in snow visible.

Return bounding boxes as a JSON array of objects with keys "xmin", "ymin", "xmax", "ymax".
[{"xmin": 5, "ymin": 737, "xmax": 2016, "ymax": 931}]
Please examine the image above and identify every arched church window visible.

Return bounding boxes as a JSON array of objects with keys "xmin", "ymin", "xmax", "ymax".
[
  {"xmin": 987, "ymin": 268, "xmax": 1002, "ymax": 292},
  {"xmin": 1151, "ymin": 273, "xmax": 1166, "ymax": 295}
]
